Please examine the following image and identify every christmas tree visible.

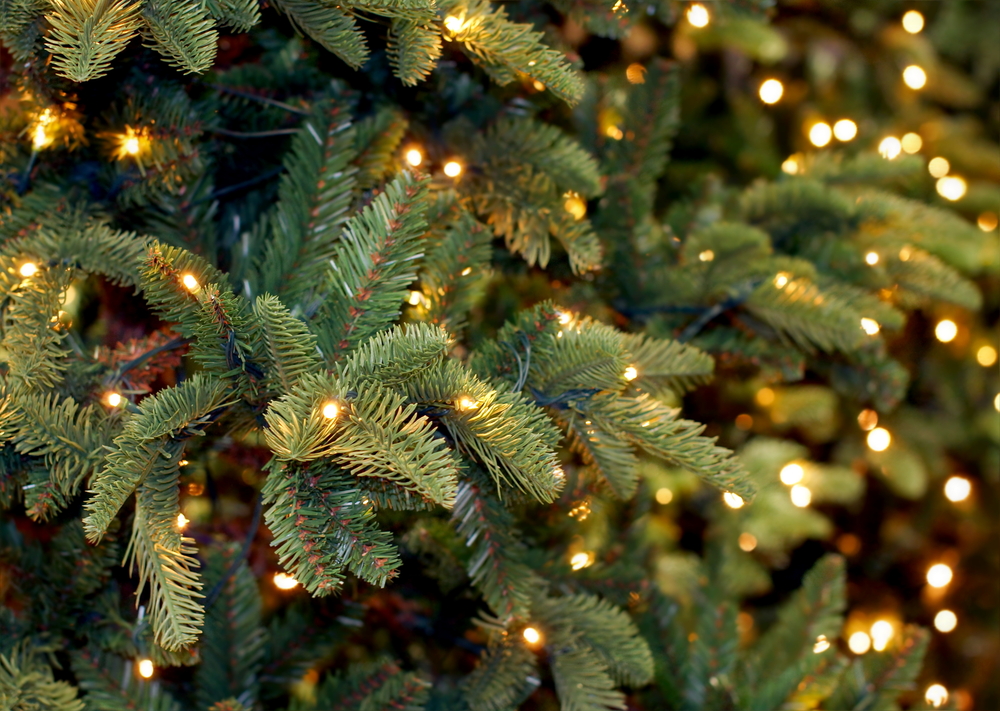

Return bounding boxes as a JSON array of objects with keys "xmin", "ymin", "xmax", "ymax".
[{"xmin": 1, "ymin": 1, "xmax": 996, "ymax": 710}]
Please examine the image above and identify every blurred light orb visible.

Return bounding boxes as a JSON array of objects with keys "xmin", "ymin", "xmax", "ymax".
[
  {"xmin": 759, "ymin": 79, "xmax": 784, "ymax": 104},
  {"xmin": 626, "ymin": 63, "xmax": 647, "ymax": 84},
  {"xmin": 756, "ymin": 387, "xmax": 776, "ymax": 406},
  {"xmin": 138, "ymin": 659, "xmax": 154, "ymax": 678},
  {"xmin": 781, "ymin": 157, "xmax": 800, "ymax": 174},
  {"xmin": 928, "ymin": 157, "xmax": 950, "ymax": 178},
  {"xmin": 978, "ymin": 211, "xmax": 998, "ymax": 231},
  {"xmin": 780, "ymin": 463, "xmax": 804, "ymax": 485},
  {"xmin": 925, "ymin": 684, "xmax": 949, "ymax": 708},
  {"xmin": 833, "ymin": 119, "xmax": 857, "ymax": 141},
  {"xmin": 523, "ymin": 627, "xmax": 542, "ymax": 645},
  {"xmin": 655, "ymin": 487, "xmax": 673, "ymax": 504},
  {"xmin": 977, "ymin": 345, "xmax": 998, "ymax": 367},
  {"xmin": 867, "ymin": 427, "xmax": 891, "ymax": 452},
  {"xmin": 19, "ymin": 262, "xmax": 38, "ymax": 277},
  {"xmin": 443, "ymin": 160, "xmax": 462, "ymax": 177},
  {"xmin": 176, "ymin": 513, "xmax": 189, "ymax": 530},
  {"xmin": 936, "ymin": 176, "xmax": 966, "ymax": 201},
  {"xmin": 738, "ymin": 532, "xmax": 757, "ymax": 551},
  {"xmin": 871, "ymin": 620, "xmax": 894, "ymax": 651},
  {"xmin": 405, "ymin": 148, "xmax": 422, "ymax": 166},
  {"xmin": 848, "ymin": 631, "xmax": 871, "ymax": 654},
  {"xmin": 687, "ymin": 3, "xmax": 710, "ymax": 27},
  {"xmin": 274, "ymin": 573, "xmax": 299, "ymax": 590},
  {"xmin": 944, "ymin": 476, "xmax": 971, "ymax": 502},
  {"xmin": 105, "ymin": 392, "xmax": 122, "ymax": 407},
  {"xmin": 935, "ymin": 319, "xmax": 958, "ymax": 343},
  {"xmin": 723, "ymin": 492, "xmax": 745, "ymax": 509},
  {"xmin": 570, "ymin": 552, "xmax": 594, "ymax": 570},
  {"xmin": 901, "ymin": 132, "xmax": 922, "ymax": 153},
  {"xmin": 790, "ymin": 485, "xmax": 811, "ymax": 507},
  {"xmin": 857, "ymin": 409, "xmax": 878, "ymax": 431},
  {"xmin": 860, "ymin": 318, "xmax": 881, "ymax": 336},
  {"xmin": 624, "ymin": 366, "xmax": 638, "ymax": 381},
  {"xmin": 808, "ymin": 122, "xmax": 832, "ymax": 147},
  {"xmin": 926, "ymin": 563, "xmax": 953, "ymax": 588},
  {"xmin": 902, "ymin": 10, "xmax": 924, "ymax": 33},
  {"xmin": 813, "ymin": 635, "xmax": 830, "ymax": 653},
  {"xmin": 934, "ymin": 610, "xmax": 957, "ymax": 633},
  {"xmin": 903, "ymin": 65, "xmax": 927, "ymax": 89},
  {"xmin": 865, "ymin": 251, "xmax": 880, "ymax": 265},
  {"xmin": 698, "ymin": 249, "xmax": 715, "ymax": 262},
  {"xmin": 878, "ymin": 136, "xmax": 902, "ymax": 160}
]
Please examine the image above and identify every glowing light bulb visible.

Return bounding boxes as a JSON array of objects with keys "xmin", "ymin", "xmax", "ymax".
[
  {"xmin": 848, "ymin": 631, "xmax": 871, "ymax": 655},
  {"xmin": 936, "ymin": 176, "xmax": 966, "ymax": 201},
  {"xmin": 902, "ymin": 10, "xmax": 924, "ymax": 34},
  {"xmin": 124, "ymin": 136, "xmax": 140, "ymax": 155},
  {"xmin": 860, "ymin": 318, "xmax": 881, "ymax": 336},
  {"xmin": 458, "ymin": 396, "xmax": 479, "ymax": 411},
  {"xmin": 935, "ymin": 319, "xmax": 958, "ymax": 343},
  {"xmin": 833, "ymin": 119, "xmax": 858, "ymax": 142},
  {"xmin": 926, "ymin": 563, "xmax": 953, "ymax": 588},
  {"xmin": 925, "ymin": 684, "xmax": 949, "ymax": 708},
  {"xmin": 867, "ymin": 427, "xmax": 891, "ymax": 452},
  {"xmin": 759, "ymin": 79, "xmax": 784, "ymax": 104},
  {"xmin": 756, "ymin": 387, "xmax": 775, "ymax": 406},
  {"xmin": 944, "ymin": 476, "xmax": 971, "ymax": 502},
  {"xmin": 735, "ymin": 413, "xmax": 753, "ymax": 430},
  {"xmin": 407, "ymin": 290, "xmax": 423, "ymax": 306},
  {"xmin": 443, "ymin": 15, "xmax": 463, "ymax": 32},
  {"xmin": 32, "ymin": 125, "xmax": 51, "ymax": 150},
  {"xmin": 903, "ymin": 65, "xmax": 927, "ymax": 90},
  {"xmin": 857, "ymin": 409, "xmax": 878, "ymax": 431},
  {"xmin": 928, "ymin": 157, "xmax": 950, "ymax": 178},
  {"xmin": 865, "ymin": 251, "xmax": 880, "ymax": 265},
  {"xmin": 738, "ymin": 532, "xmax": 757, "ymax": 551},
  {"xmin": 182, "ymin": 274, "xmax": 199, "ymax": 291},
  {"xmin": 405, "ymin": 148, "xmax": 422, "ymax": 167},
  {"xmin": 773, "ymin": 273, "xmax": 789, "ymax": 289},
  {"xmin": 901, "ymin": 132, "xmax": 922, "ymax": 154},
  {"xmin": 934, "ymin": 610, "xmax": 957, "ymax": 633},
  {"xmin": 564, "ymin": 192, "xmax": 587, "ymax": 220},
  {"xmin": 557, "ymin": 310, "xmax": 573, "ymax": 326},
  {"xmin": 137, "ymin": 659, "xmax": 154, "ymax": 678},
  {"xmin": 780, "ymin": 463, "xmax": 804, "ymax": 486},
  {"xmin": 686, "ymin": 3, "xmax": 710, "ymax": 28},
  {"xmin": 626, "ymin": 63, "xmax": 646, "ymax": 84},
  {"xmin": 19, "ymin": 262, "xmax": 38, "ymax": 277},
  {"xmin": 995, "ymin": 393, "xmax": 1000, "ymax": 412},
  {"xmin": 176, "ymin": 513, "xmax": 189, "ymax": 530},
  {"xmin": 723, "ymin": 492, "xmax": 745, "ymax": 509},
  {"xmin": 443, "ymin": 161, "xmax": 462, "ymax": 177},
  {"xmin": 274, "ymin": 572, "xmax": 299, "ymax": 590},
  {"xmin": 781, "ymin": 157, "xmax": 799, "ymax": 175},
  {"xmin": 790, "ymin": 485, "xmax": 811, "ymax": 507},
  {"xmin": 570, "ymin": 552, "xmax": 594, "ymax": 570},
  {"xmin": 813, "ymin": 635, "xmax": 830, "ymax": 653},
  {"xmin": 698, "ymin": 249, "xmax": 715, "ymax": 262},
  {"xmin": 871, "ymin": 620, "xmax": 894, "ymax": 651},
  {"xmin": 523, "ymin": 626, "xmax": 542, "ymax": 645},
  {"xmin": 879, "ymin": 137, "xmax": 902, "ymax": 160},
  {"xmin": 105, "ymin": 392, "xmax": 122, "ymax": 407},
  {"xmin": 605, "ymin": 125, "xmax": 624, "ymax": 140},
  {"xmin": 978, "ymin": 212, "xmax": 998, "ymax": 231},
  {"xmin": 808, "ymin": 122, "xmax": 832, "ymax": 147},
  {"xmin": 655, "ymin": 487, "xmax": 673, "ymax": 505},
  {"xmin": 624, "ymin": 366, "xmax": 638, "ymax": 381},
  {"xmin": 322, "ymin": 402, "xmax": 339, "ymax": 419},
  {"xmin": 977, "ymin": 345, "xmax": 998, "ymax": 367}
]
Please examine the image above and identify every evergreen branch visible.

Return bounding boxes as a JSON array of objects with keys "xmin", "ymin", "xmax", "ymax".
[
  {"xmin": 141, "ymin": 0, "xmax": 219, "ymax": 75},
  {"xmin": 463, "ymin": 633, "xmax": 540, "ymax": 711},
  {"xmin": 388, "ymin": 14, "xmax": 441, "ymax": 86},
  {"xmin": 340, "ymin": 322, "xmax": 451, "ymax": 389},
  {"xmin": 204, "ymin": 0, "xmax": 259, "ymax": 31},
  {"xmin": 310, "ymin": 658, "xmax": 431, "ymax": 711},
  {"xmin": 1, "ymin": 643, "xmax": 85, "ymax": 711},
  {"xmin": 619, "ymin": 332, "xmax": 714, "ymax": 395},
  {"xmin": 270, "ymin": 0, "xmax": 369, "ymax": 69},
  {"xmin": 72, "ymin": 648, "xmax": 182, "ymax": 711},
  {"xmin": 44, "ymin": 0, "xmax": 142, "ymax": 82},
  {"xmin": 2, "ymin": 266, "xmax": 74, "ymax": 389},
  {"xmin": 548, "ymin": 631, "xmax": 627, "ymax": 711},
  {"xmin": 253, "ymin": 295, "xmax": 322, "ymax": 397},
  {"xmin": 352, "ymin": 108, "xmax": 410, "ymax": 191}
]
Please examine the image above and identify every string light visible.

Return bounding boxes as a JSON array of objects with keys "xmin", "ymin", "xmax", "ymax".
[
  {"xmin": 867, "ymin": 427, "xmax": 891, "ymax": 452},
  {"xmin": 978, "ymin": 211, "xmax": 998, "ymax": 231},
  {"xmin": 833, "ymin": 119, "xmax": 858, "ymax": 141},
  {"xmin": 407, "ymin": 290, "xmax": 426, "ymax": 306},
  {"xmin": 738, "ymin": 532, "xmax": 757, "ymax": 551},
  {"xmin": 698, "ymin": 249, "xmax": 715, "ymax": 262},
  {"xmin": 443, "ymin": 161, "xmax": 462, "ymax": 177},
  {"xmin": 925, "ymin": 684, "xmax": 949, "ymax": 708},
  {"xmin": 626, "ymin": 63, "xmax": 646, "ymax": 84},
  {"xmin": 115, "ymin": 126, "xmax": 147, "ymax": 161},
  {"xmin": 944, "ymin": 476, "xmax": 971, "ymax": 502},
  {"xmin": 934, "ymin": 610, "xmax": 957, "ymax": 633},
  {"xmin": 557, "ymin": 310, "xmax": 573, "ymax": 326},
  {"xmin": 756, "ymin": 387, "xmax": 775, "ymax": 406},
  {"xmin": 928, "ymin": 157, "xmax": 950, "ymax": 178},
  {"xmin": 19, "ymin": 262, "xmax": 39, "ymax": 277},
  {"xmin": 723, "ymin": 492, "xmax": 745, "ymax": 509},
  {"xmin": 404, "ymin": 148, "xmax": 422, "ymax": 167},
  {"xmin": 460, "ymin": 266, "xmax": 473, "ymax": 276},
  {"xmin": 273, "ymin": 572, "xmax": 299, "ymax": 590},
  {"xmin": 902, "ymin": 10, "xmax": 924, "ymax": 34},
  {"xmin": 995, "ymin": 393, "xmax": 999, "ymax": 413},
  {"xmin": 848, "ymin": 631, "xmax": 871, "ymax": 654},
  {"xmin": 902, "ymin": 65, "xmax": 927, "ymax": 90},
  {"xmin": 105, "ymin": 392, "xmax": 122, "ymax": 407},
  {"xmin": 322, "ymin": 402, "xmax": 339, "ymax": 419},
  {"xmin": 857, "ymin": 409, "xmax": 878, "ymax": 431},
  {"xmin": 522, "ymin": 626, "xmax": 543, "ymax": 645},
  {"xmin": 443, "ymin": 15, "xmax": 464, "ymax": 32},
  {"xmin": 865, "ymin": 251, "xmax": 880, "ymax": 265},
  {"xmin": 605, "ymin": 125, "xmax": 624, "ymax": 140},
  {"xmin": 977, "ymin": 345, "xmax": 997, "ymax": 367},
  {"xmin": 552, "ymin": 465, "xmax": 566, "ymax": 489},
  {"xmin": 936, "ymin": 176, "xmax": 966, "ymax": 201},
  {"xmin": 926, "ymin": 563, "xmax": 953, "ymax": 588},
  {"xmin": 780, "ymin": 463, "xmax": 804, "ymax": 486},
  {"xmin": 781, "ymin": 156, "xmax": 800, "ymax": 174},
  {"xmin": 901, "ymin": 132, "xmax": 922, "ymax": 154},
  {"xmin": 568, "ymin": 499, "xmax": 592, "ymax": 520},
  {"xmin": 564, "ymin": 191, "xmax": 587, "ymax": 220},
  {"xmin": 773, "ymin": 272, "xmax": 790, "ymax": 289},
  {"xmin": 137, "ymin": 659, "xmax": 155, "ymax": 678},
  {"xmin": 31, "ymin": 108, "xmax": 56, "ymax": 150},
  {"xmin": 759, "ymin": 79, "xmax": 784, "ymax": 104},
  {"xmin": 790, "ymin": 485, "xmax": 812, "ymax": 507},
  {"xmin": 813, "ymin": 635, "xmax": 831, "ymax": 653},
  {"xmin": 686, "ymin": 3, "xmax": 710, "ymax": 28},
  {"xmin": 934, "ymin": 319, "xmax": 958, "ymax": 343},
  {"xmin": 182, "ymin": 274, "xmax": 200, "ymax": 292},
  {"xmin": 623, "ymin": 366, "xmax": 638, "ymax": 381},
  {"xmin": 878, "ymin": 137, "xmax": 902, "ymax": 160},
  {"xmin": 570, "ymin": 552, "xmax": 594, "ymax": 570},
  {"xmin": 177, "ymin": 513, "xmax": 189, "ymax": 530},
  {"xmin": 871, "ymin": 620, "xmax": 894, "ymax": 651},
  {"xmin": 457, "ymin": 396, "xmax": 479, "ymax": 411},
  {"xmin": 808, "ymin": 122, "xmax": 832, "ymax": 147},
  {"xmin": 860, "ymin": 318, "xmax": 881, "ymax": 336},
  {"xmin": 655, "ymin": 487, "xmax": 673, "ymax": 504},
  {"xmin": 532, "ymin": 80, "xmax": 545, "ymax": 91}
]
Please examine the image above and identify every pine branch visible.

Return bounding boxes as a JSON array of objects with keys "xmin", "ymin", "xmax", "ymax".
[
  {"xmin": 44, "ymin": 0, "xmax": 142, "ymax": 82},
  {"xmin": 253, "ymin": 295, "xmax": 322, "ymax": 397},
  {"xmin": 619, "ymin": 333, "xmax": 714, "ymax": 395},
  {"xmin": 307, "ymin": 658, "xmax": 431, "ymax": 711},
  {"xmin": 270, "ymin": 0, "xmax": 369, "ymax": 69},
  {"xmin": 204, "ymin": 0, "xmax": 259, "ymax": 31},
  {"xmin": 388, "ymin": 14, "xmax": 441, "ymax": 86},
  {"xmin": 463, "ymin": 633, "xmax": 540, "ymax": 711},
  {"xmin": 1, "ymin": 643, "xmax": 85, "ymax": 711},
  {"xmin": 352, "ymin": 107, "xmax": 410, "ymax": 191},
  {"xmin": 72, "ymin": 648, "xmax": 182, "ymax": 711},
  {"xmin": 141, "ymin": 0, "xmax": 219, "ymax": 75}
]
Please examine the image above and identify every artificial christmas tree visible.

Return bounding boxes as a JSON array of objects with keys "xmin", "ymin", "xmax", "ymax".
[{"xmin": 1, "ymin": 1, "xmax": 996, "ymax": 710}]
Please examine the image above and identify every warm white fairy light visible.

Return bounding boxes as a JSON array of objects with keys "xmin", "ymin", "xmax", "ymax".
[
  {"xmin": 443, "ymin": 160, "xmax": 462, "ymax": 177},
  {"xmin": 182, "ymin": 274, "xmax": 200, "ymax": 292},
  {"xmin": 655, "ymin": 487, "xmax": 673, "ymax": 504},
  {"xmin": 977, "ymin": 345, "xmax": 997, "ymax": 367},
  {"xmin": 273, "ymin": 572, "xmax": 299, "ymax": 590},
  {"xmin": 848, "ymin": 631, "xmax": 871, "ymax": 655},
  {"xmin": 935, "ymin": 319, "xmax": 958, "ymax": 343},
  {"xmin": 626, "ymin": 63, "xmax": 646, "ymax": 84},
  {"xmin": 902, "ymin": 10, "xmax": 924, "ymax": 34},
  {"xmin": 861, "ymin": 318, "xmax": 881, "ymax": 336},
  {"xmin": 557, "ymin": 310, "xmax": 573, "ymax": 326},
  {"xmin": 934, "ymin": 609, "xmax": 957, "ymax": 633},
  {"xmin": 925, "ymin": 684, "xmax": 949, "ymax": 708},
  {"xmin": 570, "ymin": 552, "xmax": 594, "ymax": 570},
  {"xmin": 564, "ymin": 191, "xmax": 587, "ymax": 220},
  {"xmin": 738, "ymin": 532, "xmax": 757, "ymax": 552},
  {"xmin": 813, "ymin": 635, "xmax": 830, "ymax": 653},
  {"xmin": 870, "ymin": 620, "xmax": 894, "ymax": 651},
  {"xmin": 867, "ymin": 427, "xmax": 891, "ymax": 452},
  {"xmin": 723, "ymin": 492, "xmax": 745, "ymax": 509},
  {"xmin": 865, "ymin": 251, "xmax": 880, "ymax": 265},
  {"xmin": 833, "ymin": 119, "xmax": 857, "ymax": 142},
  {"xmin": 405, "ymin": 148, "xmax": 422, "ymax": 166},
  {"xmin": 901, "ymin": 132, "xmax": 922, "ymax": 154},
  {"xmin": 105, "ymin": 392, "xmax": 122, "ymax": 407},
  {"xmin": 322, "ymin": 402, "xmax": 339, "ymax": 419},
  {"xmin": 781, "ymin": 156, "xmax": 800, "ymax": 174},
  {"xmin": 623, "ymin": 366, "xmax": 638, "ymax": 381},
  {"xmin": 137, "ymin": 659, "xmax": 154, "ymax": 678},
  {"xmin": 457, "ymin": 396, "xmax": 479, "ymax": 411},
  {"xmin": 926, "ymin": 563, "xmax": 953, "ymax": 588},
  {"xmin": 443, "ymin": 15, "xmax": 464, "ymax": 32},
  {"xmin": 780, "ymin": 463, "xmax": 804, "ymax": 486},
  {"xmin": 176, "ymin": 513, "xmax": 189, "ymax": 530},
  {"xmin": 523, "ymin": 626, "xmax": 543, "ymax": 645},
  {"xmin": 902, "ymin": 65, "xmax": 927, "ymax": 90},
  {"xmin": 944, "ymin": 476, "xmax": 971, "ymax": 502},
  {"xmin": 759, "ymin": 79, "xmax": 783, "ymax": 104},
  {"xmin": 936, "ymin": 176, "xmax": 966, "ymax": 201},
  {"xmin": 879, "ymin": 137, "xmax": 902, "ymax": 160},
  {"xmin": 790, "ymin": 485, "xmax": 812, "ymax": 507},
  {"xmin": 928, "ymin": 157, "xmax": 950, "ymax": 178},
  {"xmin": 686, "ymin": 3, "xmax": 710, "ymax": 28},
  {"xmin": 857, "ymin": 409, "xmax": 878, "ymax": 431},
  {"xmin": 978, "ymin": 212, "xmax": 998, "ymax": 231},
  {"xmin": 698, "ymin": 250, "xmax": 714, "ymax": 262},
  {"xmin": 19, "ymin": 262, "xmax": 39, "ymax": 277},
  {"xmin": 808, "ymin": 122, "xmax": 832, "ymax": 147}
]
